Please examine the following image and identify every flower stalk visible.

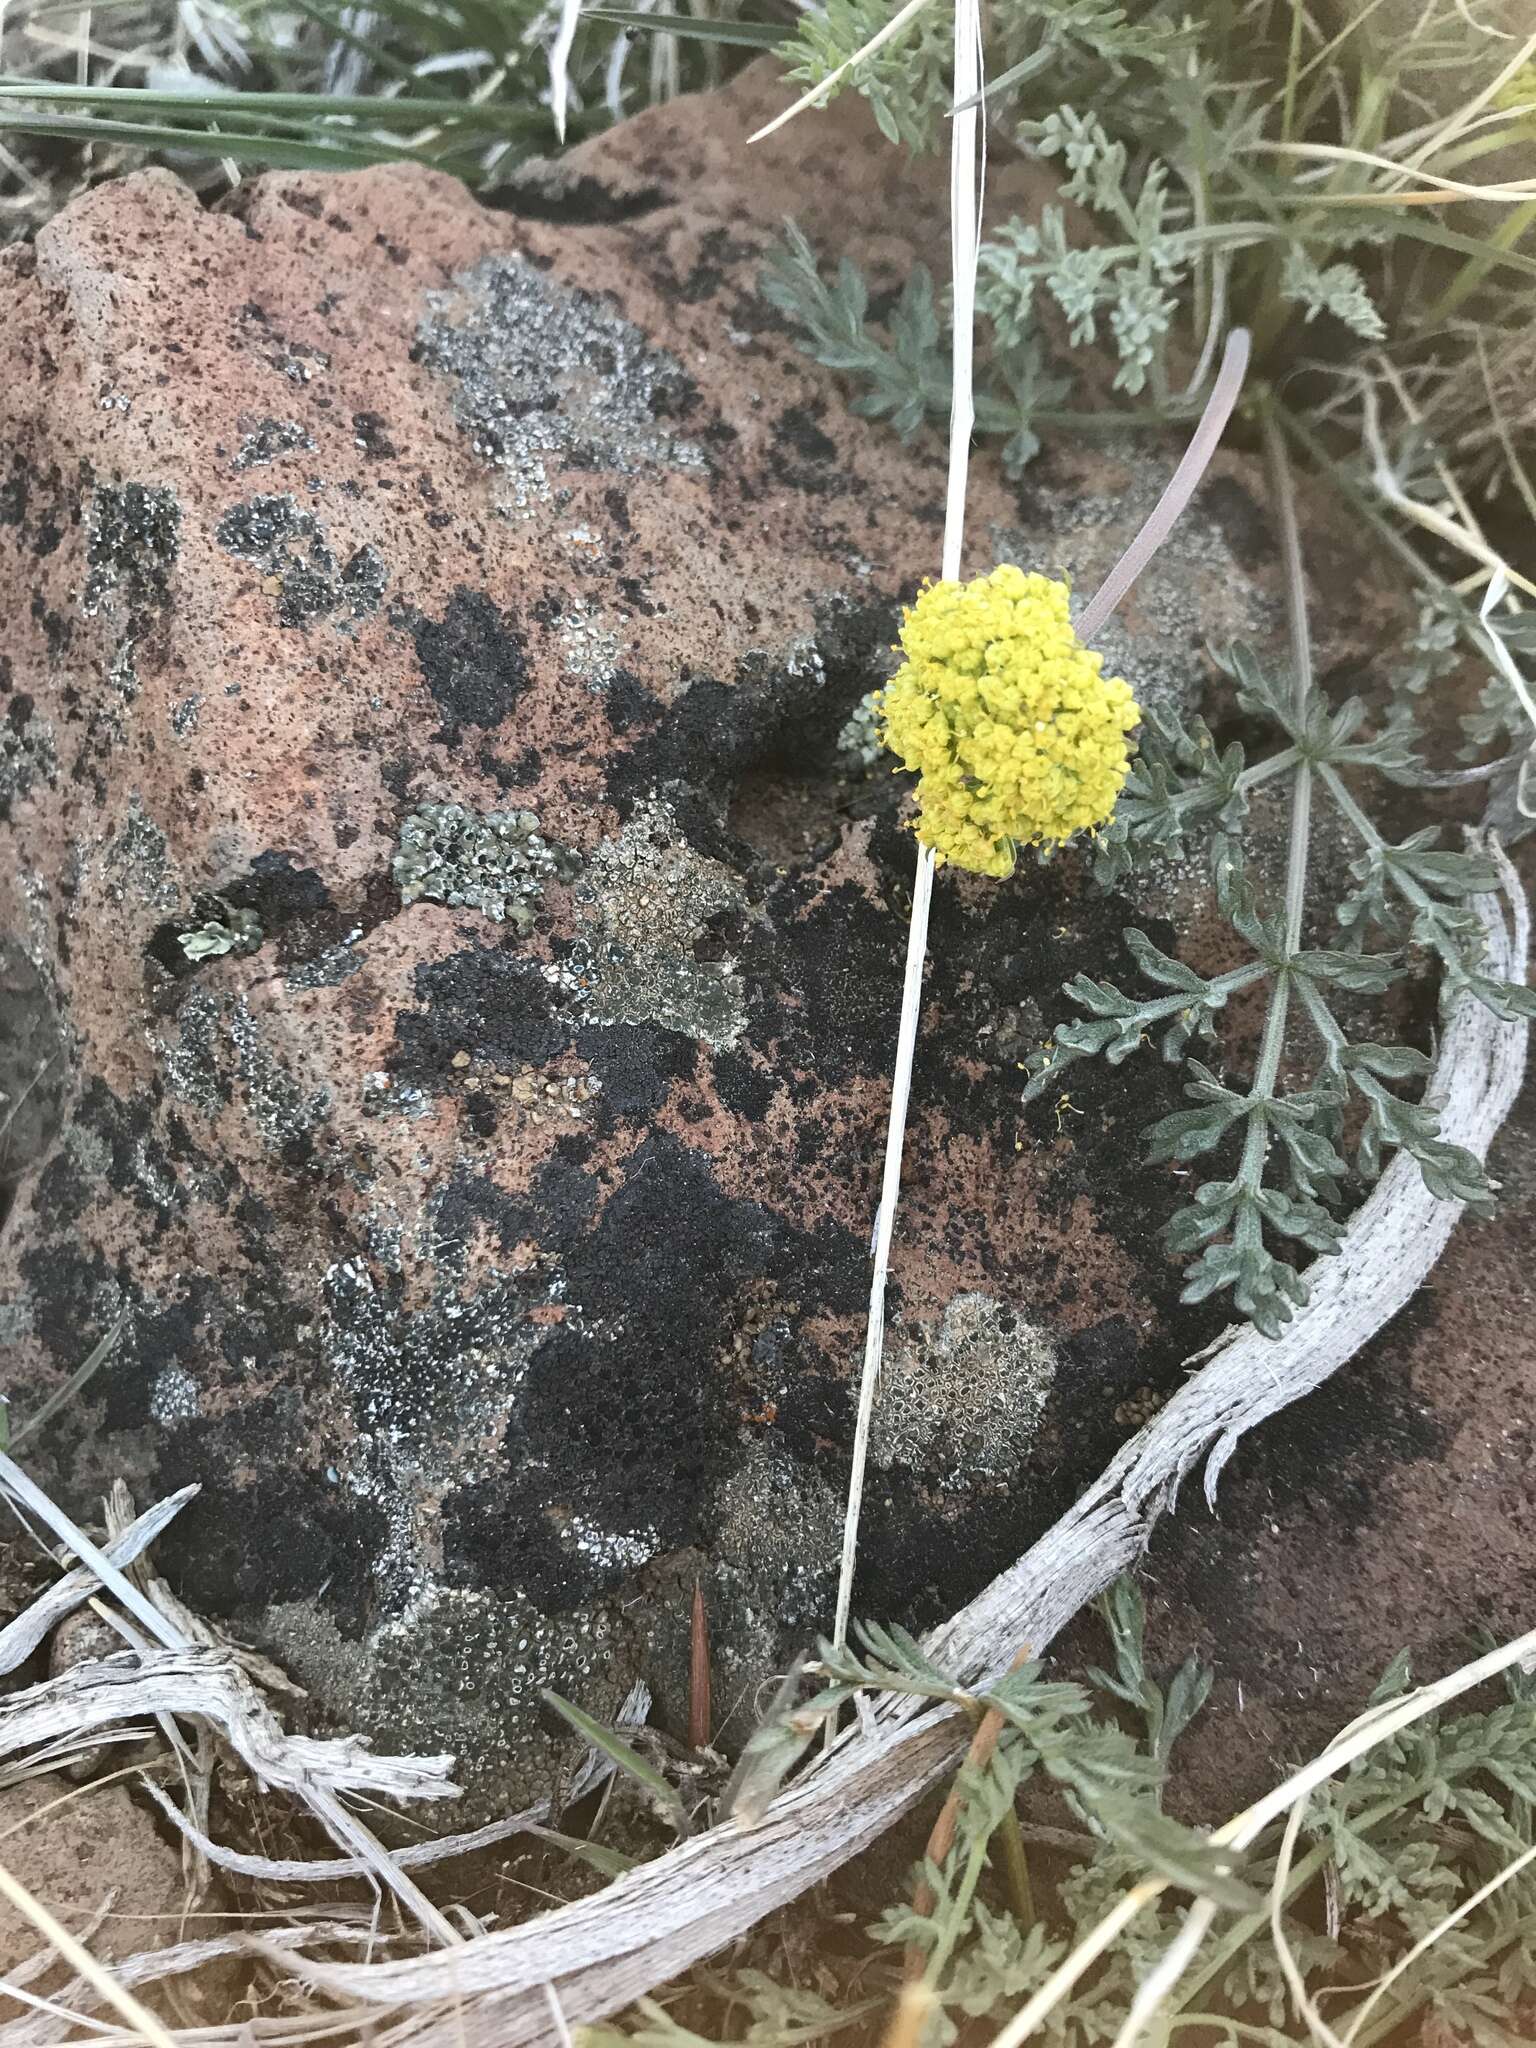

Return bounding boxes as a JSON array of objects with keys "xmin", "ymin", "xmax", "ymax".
[{"xmin": 833, "ymin": 322, "xmax": 1251, "ymax": 1648}]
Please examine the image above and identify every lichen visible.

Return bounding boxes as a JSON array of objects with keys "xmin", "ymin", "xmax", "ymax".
[
  {"xmin": 157, "ymin": 988, "xmax": 227, "ymax": 1116},
  {"xmin": 362, "ymin": 1071, "xmax": 434, "ymax": 1121},
  {"xmin": 711, "ymin": 1442, "xmax": 842, "ymax": 1641},
  {"xmin": 0, "ymin": 700, "xmax": 57, "ymax": 817},
  {"xmin": 149, "ymin": 1364, "xmax": 201, "ymax": 1427},
  {"xmin": 283, "ymin": 942, "xmax": 364, "ymax": 990},
  {"xmin": 179, "ymin": 905, "xmax": 264, "ymax": 963},
  {"xmin": 215, "ymin": 494, "xmax": 386, "ymax": 630},
  {"xmin": 83, "ymin": 482, "xmax": 180, "ymax": 619},
  {"xmin": 561, "ymin": 796, "xmax": 746, "ymax": 1049},
  {"xmin": 869, "ymin": 1292, "xmax": 1057, "ymax": 1486},
  {"xmin": 416, "ymin": 253, "xmax": 708, "ymax": 516},
  {"xmin": 836, "ymin": 693, "xmax": 883, "ymax": 772},
  {"xmin": 233, "ymin": 418, "xmax": 315, "ymax": 471},
  {"xmin": 102, "ymin": 795, "xmax": 179, "ymax": 911},
  {"xmin": 393, "ymin": 804, "xmax": 578, "ymax": 935},
  {"xmin": 558, "ymin": 597, "xmax": 622, "ymax": 692},
  {"xmin": 261, "ymin": 1581, "xmax": 626, "ymax": 1812},
  {"xmin": 227, "ymin": 996, "xmax": 331, "ymax": 1150}
]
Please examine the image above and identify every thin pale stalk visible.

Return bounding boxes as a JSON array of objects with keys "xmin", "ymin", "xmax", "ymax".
[
  {"xmin": 1109, "ymin": 1896, "xmax": 1218, "ymax": 2048},
  {"xmin": 831, "ymin": 0, "xmax": 981, "ymax": 1655},
  {"xmin": 1075, "ymin": 328, "xmax": 1250, "ymax": 645},
  {"xmin": 549, "ymin": 0, "xmax": 581, "ymax": 140},
  {"xmin": 7, "ymin": 1309, "xmax": 126, "ymax": 1453}
]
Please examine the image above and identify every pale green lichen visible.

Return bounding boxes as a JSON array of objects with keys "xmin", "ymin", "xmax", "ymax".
[
  {"xmin": 178, "ymin": 905, "xmax": 264, "ymax": 962},
  {"xmin": 393, "ymin": 803, "xmax": 578, "ymax": 934},
  {"xmin": 836, "ymin": 693, "xmax": 884, "ymax": 772},
  {"xmin": 869, "ymin": 1292, "xmax": 1057, "ymax": 1486},
  {"xmin": 561, "ymin": 796, "xmax": 746, "ymax": 1049}
]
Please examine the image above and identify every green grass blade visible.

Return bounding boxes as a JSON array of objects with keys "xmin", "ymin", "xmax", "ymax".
[
  {"xmin": 580, "ymin": 8, "xmax": 788, "ymax": 47},
  {"xmin": 540, "ymin": 1689, "xmax": 689, "ymax": 1835},
  {"xmin": 259, "ymin": 0, "xmax": 421, "ymax": 85},
  {"xmin": 524, "ymin": 1823, "xmax": 639, "ymax": 1878},
  {"xmin": 0, "ymin": 108, "xmax": 451, "ymax": 169},
  {"xmin": 0, "ymin": 78, "xmax": 535, "ymax": 127}
]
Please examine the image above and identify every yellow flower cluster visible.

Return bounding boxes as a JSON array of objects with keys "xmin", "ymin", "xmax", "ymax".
[
  {"xmin": 876, "ymin": 565, "xmax": 1140, "ymax": 877},
  {"xmin": 1494, "ymin": 61, "xmax": 1536, "ymax": 112}
]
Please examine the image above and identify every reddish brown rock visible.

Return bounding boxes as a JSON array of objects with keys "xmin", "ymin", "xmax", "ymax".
[{"xmin": 0, "ymin": 62, "xmax": 1426, "ymax": 1805}]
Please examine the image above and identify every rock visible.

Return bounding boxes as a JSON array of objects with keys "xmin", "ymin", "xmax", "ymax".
[
  {"xmin": 0, "ymin": 1774, "xmax": 196, "ymax": 1992},
  {"xmin": 0, "ymin": 61, "xmax": 1420, "ymax": 1809}
]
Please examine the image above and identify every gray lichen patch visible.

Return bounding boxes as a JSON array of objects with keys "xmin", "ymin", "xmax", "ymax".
[
  {"xmin": 869, "ymin": 1292, "xmax": 1057, "ymax": 1486},
  {"xmin": 0, "ymin": 700, "xmax": 58, "ymax": 817},
  {"xmin": 83, "ymin": 482, "xmax": 180, "ymax": 619},
  {"xmin": 322, "ymin": 1255, "xmax": 540, "ymax": 1490},
  {"xmin": 562, "ymin": 796, "xmax": 746, "ymax": 1050},
  {"xmin": 215, "ymin": 494, "xmax": 386, "ymax": 630},
  {"xmin": 416, "ymin": 254, "xmax": 708, "ymax": 515},
  {"xmin": 234, "ymin": 418, "xmax": 315, "ymax": 471},
  {"xmin": 245, "ymin": 1255, "xmax": 646, "ymax": 1809},
  {"xmin": 156, "ymin": 984, "xmax": 329, "ymax": 1146},
  {"xmin": 283, "ymin": 942, "xmax": 364, "ymax": 990},
  {"xmin": 261, "ymin": 1580, "xmax": 628, "ymax": 1812},
  {"xmin": 227, "ymin": 996, "xmax": 331, "ymax": 1150},
  {"xmin": 711, "ymin": 1441, "xmax": 841, "ymax": 1642},
  {"xmin": 157, "ymin": 987, "xmax": 227, "ymax": 1116},
  {"xmin": 393, "ymin": 804, "xmax": 578, "ymax": 935},
  {"xmin": 149, "ymin": 1363, "xmax": 202, "ymax": 1427},
  {"xmin": 558, "ymin": 597, "xmax": 622, "ymax": 693},
  {"xmin": 103, "ymin": 794, "xmax": 179, "ymax": 911}
]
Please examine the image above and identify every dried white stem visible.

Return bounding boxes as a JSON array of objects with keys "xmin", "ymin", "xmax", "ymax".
[
  {"xmin": 0, "ymin": 1484, "xmax": 199, "ymax": 1673},
  {"xmin": 0, "ymin": 1450, "xmax": 463, "ymax": 1949},
  {"xmin": 1075, "ymin": 326, "xmax": 1250, "ymax": 646},
  {"xmin": 139, "ymin": 1776, "xmax": 544, "ymax": 1884},
  {"xmin": 548, "ymin": 0, "xmax": 581, "ymax": 143},
  {"xmin": 1107, "ymin": 1897, "xmax": 1219, "ymax": 2048},
  {"xmin": 832, "ymin": 0, "xmax": 982, "ymax": 1654}
]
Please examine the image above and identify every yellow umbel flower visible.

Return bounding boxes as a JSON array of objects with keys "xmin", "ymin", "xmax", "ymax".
[
  {"xmin": 1494, "ymin": 61, "xmax": 1536, "ymax": 112},
  {"xmin": 876, "ymin": 564, "xmax": 1139, "ymax": 877}
]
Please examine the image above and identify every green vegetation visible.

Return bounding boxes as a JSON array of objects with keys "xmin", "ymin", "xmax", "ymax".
[
  {"xmin": 0, "ymin": 0, "xmax": 755, "ymax": 226},
  {"xmin": 757, "ymin": 0, "xmax": 1536, "ymax": 1334},
  {"xmin": 585, "ymin": 1584, "xmax": 1536, "ymax": 2048}
]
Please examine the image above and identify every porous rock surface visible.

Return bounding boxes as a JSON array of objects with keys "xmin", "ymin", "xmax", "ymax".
[
  {"xmin": 0, "ymin": 63, "xmax": 1415, "ymax": 1806},
  {"xmin": 0, "ymin": 1774, "xmax": 203, "ymax": 1989}
]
